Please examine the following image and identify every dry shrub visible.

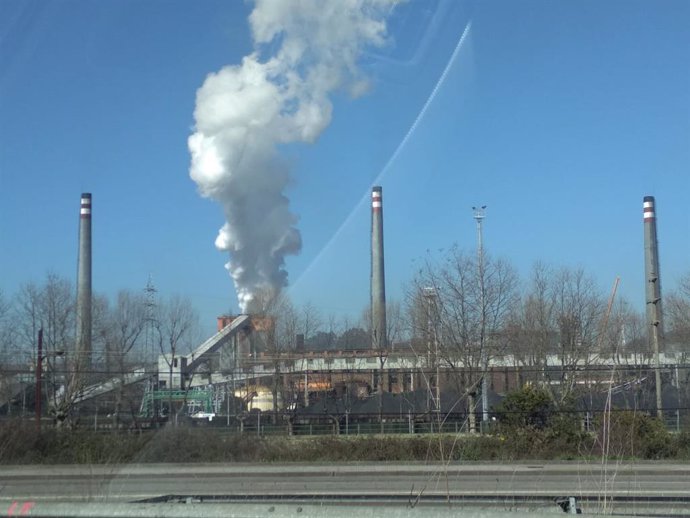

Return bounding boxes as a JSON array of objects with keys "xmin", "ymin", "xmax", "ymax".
[
  {"xmin": 0, "ymin": 416, "xmax": 684, "ymax": 464},
  {"xmin": 595, "ymin": 411, "xmax": 676, "ymax": 459}
]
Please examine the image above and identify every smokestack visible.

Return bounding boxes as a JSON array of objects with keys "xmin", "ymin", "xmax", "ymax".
[
  {"xmin": 371, "ymin": 186, "xmax": 387, "ymax": 351},
  {"xmin": 76, "ymin": 192, "xmax": 92, "ymax": 374},
  {"xmin": 643, "ymin": 195, "xmax": 665, "ymax": 420},
  {"xmin": 643, "ymin": 196, "xmax": 665, "ymax": 341}
]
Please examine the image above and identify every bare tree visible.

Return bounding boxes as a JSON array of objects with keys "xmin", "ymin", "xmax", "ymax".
[
  {"xmin": 505, "ymin": 262, "xmax": 559, "ymax": 385},
  {"xmin": 271, "ymin": 300, "xmax": 327, "ymax": 412},
  {"xmin": 41, "ymin": 274, "xmax": 75, "ymax": 360},
  {"xmin": 300, "ymin": 302, "xmax": 322, "ymax": 347},
  {"xmin": 12, "ymin": 274, "xmax": 76, "ymax": 422},
  {"xmin": 270, "ymin": 297, "xmax": 298, "ymax": 355},
  {"xmin": 13, "ymin": 282, "xmax": 42, "ymax": 358},
  {"xmin": 154, "ymin": 294, "xmax": 199, "ymax": 423},
  {"xmin": 665, "ymin": 271, "xmax": 690, "ymax": 416},
  {"xmin": 505, "ymin": 264, "xmax": 606, "ymax": 403},
  {"xmin": 666, "ymin": 271, "xmax": 690, "ymax": 353},
  {"xmin": 0, "ymin": 289, "xmax": 11, "ymax": 352},
  {"xmin": 361, "ymin": 300, "xmax": 404, "ymax": 431},
  {"xmin": 109, "ymin": 291, "xmax": 147, "ymax": 367},
  {"xmin": 326, "ymin": 313, "xmax": 341, "ymax": 349},
  {"xmin": 0, "ymin": 289, "xmax": 18, "ymax": 414},
  {"xmin": 103, "ymin": 290, "xmax": 147, "ymax": 424},
  {"xmin": 417, "ymin": 250, "xmax": 517, "ymax": 375},
  {"xmin": 14, "ymin": 275, "xmax": 75, "ymax": 361},
  {"xmin": 268, "ymin": 295, "xmax": 297, "ymax": 414},
  {"xmin": 361, "ymin": 301, "xmax": 404, "ymax": 372},
  {"xmin": 90, "ymin": 294, "xmax": 112, "ymax": 371},
  {"xmin": 552, "ymin": 267, "xmax": 605, "ymax": 396},
  {"xmin": 385, "ymin": 300, "xmax": 404, "ymax": 348},
  {"xmin": 604, "ymin": 298, "xmax": 648, "ymax": 363},
  {"xmin": 524, "ymin": 263, "xmax": 555, "ymax": 355},
  {"xmin": 407, "ymin": 247, "xmax": 519, "ymax": 426}
]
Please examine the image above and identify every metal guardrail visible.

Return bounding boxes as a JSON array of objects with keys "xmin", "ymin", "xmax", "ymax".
[{"xmin": 0, "ymin": 501, "xmax": 590, "ymax": 518}]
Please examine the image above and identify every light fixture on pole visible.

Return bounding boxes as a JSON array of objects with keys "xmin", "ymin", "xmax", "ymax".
[{"xmin": 472, "ymin": 205, "xmax": 489, "ymax": 425}]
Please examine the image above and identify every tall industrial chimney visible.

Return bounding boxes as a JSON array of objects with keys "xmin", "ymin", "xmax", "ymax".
[
  {"xmin": 643, "ymin": 196, "xmax": 665, "ymax": 341},
  {"xmin": 371, "ymin": 186, "xmax": 387, "ymax": 351},
  {"xmin": 643, "ymin": 195, "xmax": 664, "ymax": 419},
  {"xmin": 76, "ymin": 192, "xmax": 92, "ymax": 374}
]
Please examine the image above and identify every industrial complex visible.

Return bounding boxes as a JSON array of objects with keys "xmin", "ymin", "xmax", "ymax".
[{"xmin": 1, "ymin": 190, "xmax": 687, "ymax": 435}]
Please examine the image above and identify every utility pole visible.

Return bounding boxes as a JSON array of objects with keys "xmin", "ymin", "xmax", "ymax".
[
  {"xmin": 423, "ymin": 287, "xmax": 440, "ymax": 419},
  {"xmin": 35, "ymin": 328, "xmax": 43, "ymax": 433},
  {"xmin": 473, "ymin": 205, "xmax": 489, "ymax": 425}
]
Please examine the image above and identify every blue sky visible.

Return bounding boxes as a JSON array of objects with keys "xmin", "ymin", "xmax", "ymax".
[{"xmin": 1, "ymin": 0, "xmax": 688, "ymax": 337}]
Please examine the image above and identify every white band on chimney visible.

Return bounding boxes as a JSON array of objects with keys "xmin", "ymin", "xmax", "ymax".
[
  {"xmin": 643, "ymin": 201, "xmax": 654, "ymax": 209},
  {"xmin": 80, "ymin": 208, "xmax": 91, "ymax": 215},
  {"xmin": 372, "ymin": 201, "xmax": 382, "ymax": 208}
]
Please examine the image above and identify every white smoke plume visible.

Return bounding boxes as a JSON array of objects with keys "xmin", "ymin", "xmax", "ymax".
[{"xmin": 189, "ymin": 0, "xmax": 395, "ymax": 313}]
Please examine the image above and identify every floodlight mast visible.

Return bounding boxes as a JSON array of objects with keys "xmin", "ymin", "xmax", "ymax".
[{"xmin": 473, "ymin": 206, "xmax": 489, "ymax": 425}]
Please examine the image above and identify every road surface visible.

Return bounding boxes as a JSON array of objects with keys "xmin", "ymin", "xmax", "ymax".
[{"xmin": 1, "ymin": 463, "xmax": 689, "ymax": 515}]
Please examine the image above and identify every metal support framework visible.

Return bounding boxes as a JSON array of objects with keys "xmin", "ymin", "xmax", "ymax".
[{"xmin": 139, "ymin": 387, "xmax": 213, "ymax": 418}]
